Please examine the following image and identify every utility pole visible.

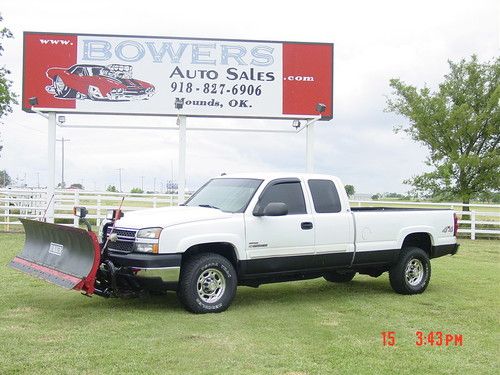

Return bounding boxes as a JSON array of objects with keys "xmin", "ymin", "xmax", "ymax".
[
  {"xmin": 171, "ymin": 160, "xmax": 174, "ymax": 186},
  {"xmin": 153, "ymin": 177, "xmax": 156, "ymax": 193},
  {"xmin": 36, "ymin": 172, "xmax": 40, "ymax": 188},
  {"xmin": 116, "ymin": 168, "xmax": 123, "ymax": 192},
  {"xmin": 56, "ymin": 137, "xmax": 70, "ymax": 188},
  {"xmin": 141, "ymin": 175, "xmax": 144, "ymax": 191}
]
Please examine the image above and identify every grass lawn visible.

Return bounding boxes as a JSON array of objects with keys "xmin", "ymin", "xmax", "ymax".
[{"xmin": 0, "ymin": 234, "xmax": 498, "ymax": 374}]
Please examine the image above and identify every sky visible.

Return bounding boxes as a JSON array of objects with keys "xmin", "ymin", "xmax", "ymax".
[{"xmin": 0, "ymin": 0, "xmax": 498, "ymax": 194}]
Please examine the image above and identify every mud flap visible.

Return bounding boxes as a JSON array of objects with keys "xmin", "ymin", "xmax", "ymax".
[{"xmin": 9, "ymin": 219, "xmax": 101, "ymax": 294}]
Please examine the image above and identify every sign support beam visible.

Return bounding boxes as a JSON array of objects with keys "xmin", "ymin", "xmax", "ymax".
[
  {"xmin": 306, "ymin": 122, "xmax": 315, "ymax": 173},
  {"xmin": 47, "ymin": 112, "xmax": 56, "ymax": 222},
  {"xmin": 177, "ymin": 116, "xmax": 187, "ymax": 204}
]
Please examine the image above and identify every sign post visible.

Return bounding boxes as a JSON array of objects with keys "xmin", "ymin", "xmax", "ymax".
[
  {"xmin": 177, "ymin": 116, "xmax": 187, "ymax": 204},
  {"xmin": 306, "ymin": 122, "xmax": 315, "ymax": 173},
  {"xmin": 47, "ymin": 112, "xmax": 56, "ymax": 222}
]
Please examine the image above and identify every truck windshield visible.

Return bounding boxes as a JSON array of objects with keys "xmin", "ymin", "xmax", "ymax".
[{"xmin": 185, "ymin": 178, "xmax": 262, "ymax": 213}]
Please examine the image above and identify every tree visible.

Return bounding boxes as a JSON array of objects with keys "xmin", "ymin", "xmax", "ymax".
[
  {"xmin": 0, "ymin": 14, "xmax": 18, "ymax": 157},
  {"xmin": 371, "ymin": 194, "xmax": 380, "ymax": 200},
  {"xmin": 345, "ymin": 184, "xmax": 355, "ymax": 197},
  {"xmin": 69, "ymin": 183, "xmax": 84, "ymax": 190},
  {"xmin": 0, "ymin": 169, "xmax": 11, "ymax": 187},
  {"xmin": 0, "ymin": 14, "xmax": 16, "ymax": 117},
  {"xmin": 106, "ymin": 185, "xmax": 117, "ymax": 192},
  {"xmin": 386, "ymin": 55, "xmax": 500, "ymax": 209},
  {"xmin": 130, "ymin": 187, "xmax": 144, "ymax": 194}
]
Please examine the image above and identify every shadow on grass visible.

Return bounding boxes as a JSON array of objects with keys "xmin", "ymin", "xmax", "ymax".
[
  {"xmin": 16, "ymin": 277, "xmax": 395, "ymax": 315},
  {"xmin": 234, "ymin": 278, "xmax": 393, "ymax": 307}
]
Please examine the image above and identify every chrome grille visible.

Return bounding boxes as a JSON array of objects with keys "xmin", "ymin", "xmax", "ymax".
[
  {"xmin": 106, "ymin": 227, "xmax": 137, "ymax": 253},
  {"xmin": 108, "ymin": 241, "xmax": 135, "ymax": 253},
  {"xmin": 107, "ymin": 228, "xmax": 137, "ymax": 239}
]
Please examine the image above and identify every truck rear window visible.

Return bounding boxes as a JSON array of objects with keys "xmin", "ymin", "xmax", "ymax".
[{"xmin": 308, "ymin": 179, "xmax": 341, "ymax": 213}]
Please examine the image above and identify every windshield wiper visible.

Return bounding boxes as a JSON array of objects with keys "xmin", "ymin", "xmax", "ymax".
[{"xmin": 197, "ymin": 204, "xmax": 220, "ymax": 210}]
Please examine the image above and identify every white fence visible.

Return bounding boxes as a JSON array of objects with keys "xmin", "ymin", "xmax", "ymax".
[
  {"xmin": 0, "ymin": 188, "xmax": 185, "ymax": 230},
  {"xmin": 1, "ymin": 188, "xmax": 499, "ymax": 240}
]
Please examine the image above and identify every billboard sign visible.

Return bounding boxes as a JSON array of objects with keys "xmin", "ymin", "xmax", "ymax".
[{"xmin": 23, "ymin": 32, "xmax": 333, "ymax": 120}]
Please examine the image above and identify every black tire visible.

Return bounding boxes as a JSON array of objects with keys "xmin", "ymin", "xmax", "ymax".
[
  {"xmin": 389, "ymin": 247, "xmax": 431, "ymax": 294},
  {"xmin": 53, "ymin": 76, "xmax": 76, "ymax": 98},
  {"xmin": 324, "ymin": 271, "xmax": 356, "ymax": 283},
  {"xmin": 177, "ymin": 253, "xmax": 237, "ymax": 314}
]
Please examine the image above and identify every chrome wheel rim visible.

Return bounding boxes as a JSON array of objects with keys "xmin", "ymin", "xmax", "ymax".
[
  {"xmin": 197, "ymin": 268, "xmax": 226, "ymax": 303},
  {"xmin": 405, "ymin": 258, "xmax": 424, "ymax": 286}
]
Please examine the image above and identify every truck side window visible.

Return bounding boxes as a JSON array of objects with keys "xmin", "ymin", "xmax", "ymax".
[
  {"xmin": 258, "ymin": 181, "xmax": 306, "ymax": 215},
  {"xmin": 308, "ymin": 179, "xmax": 342, "ymax": 213}
]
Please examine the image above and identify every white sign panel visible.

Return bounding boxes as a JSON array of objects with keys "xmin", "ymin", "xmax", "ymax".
[{"xmin": 23, "ymin": 32, "xmax": 333, "ymax": 120}]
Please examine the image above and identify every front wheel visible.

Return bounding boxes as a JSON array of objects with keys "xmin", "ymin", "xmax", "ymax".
[
  {"xmin": 177, "ymin": 253, "xmax": 237, "ymax": 313},
  {"xmin": 389, "ymin": 247, "xmax": 431, "ymax": 294}
]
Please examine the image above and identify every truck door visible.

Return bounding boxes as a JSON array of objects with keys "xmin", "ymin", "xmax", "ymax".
[
  {"xmin": 244, "ymin": 178, "xmax": 315, "ymax": 274},
  {"xmin": 307, "ymin": 179, "xmax": 353, "ymax": 268}
]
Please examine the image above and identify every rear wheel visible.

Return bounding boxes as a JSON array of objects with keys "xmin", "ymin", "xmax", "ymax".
[
  {"xmin": 324, "ymin": 271, "xmax": 356, "ymax": 283},
  {"xmin": 177, "ymin": 253, "xmax": 237, "ymax": 313},
  {"xmin": 389, "ymin": 247, "xmax": 431, "ymax": 294}
]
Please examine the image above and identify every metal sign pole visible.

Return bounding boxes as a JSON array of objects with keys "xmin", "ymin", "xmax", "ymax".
[
  {"xmin": 47, "ymin": 112, "xmax": 57, "ymax": 222},
  {"xmin": 306, "ymin": 122, "xmax": 315, "ymax": 173},
  {"xmin": 177, "ymin": 116, "xmax": 187, "ymax": 204}
]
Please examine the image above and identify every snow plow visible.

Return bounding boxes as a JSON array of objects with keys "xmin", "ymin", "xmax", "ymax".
[
  {"xmin": 9, "ymin": 208, "xmax": 168, "ymax": 299},
  {"xmin": 10, "ymin": 218, "xmax": 101, "ymax": 294}
]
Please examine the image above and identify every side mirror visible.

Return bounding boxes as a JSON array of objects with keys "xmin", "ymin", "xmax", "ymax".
[{"xmin": 254, "ymin": 202, "xmax": 288, "ymax": 217}]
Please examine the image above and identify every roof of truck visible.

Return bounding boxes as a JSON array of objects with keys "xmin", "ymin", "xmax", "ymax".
[{"xmin": 219, "ymin": 172, "xmax": 342, "ymax": 181}]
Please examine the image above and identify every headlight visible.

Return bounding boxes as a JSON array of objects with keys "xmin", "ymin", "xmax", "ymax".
[
  {"xmin": 135, "ymin": 227, "xmax": 162, "ymax": 253},
  {"xmin": 134, "ymin": 243, "xmax": 159, "ymax": 253},
  {"xmin": 137, "ymin": 227, "xmax": 162, "ymax": 239}
]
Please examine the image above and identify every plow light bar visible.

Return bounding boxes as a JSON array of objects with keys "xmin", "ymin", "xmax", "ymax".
[
  {"xmin": 73, "ymin": 206, "xmax": 88, "ymax": 218},
  {"xmin": 106, "ymin": 209, "xmax": 124, "ymax": 221}
]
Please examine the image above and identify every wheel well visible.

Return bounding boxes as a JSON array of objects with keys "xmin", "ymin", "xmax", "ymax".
[
  {"xmin": 402, "ymin": 233, "xmax": 432, "ymax": 256},
  {"xmin": 182, "ymin": 242, "xmax": 238, "ymax": 269}
]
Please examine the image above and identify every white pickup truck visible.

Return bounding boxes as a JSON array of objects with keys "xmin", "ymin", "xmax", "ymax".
[
  {"xmin": 11, "ymin": 172, "xmax": 459, "ymax": 314},
  {"xmin": 96, "ymin": 172, "xmax": 459, "ymax": 313}
]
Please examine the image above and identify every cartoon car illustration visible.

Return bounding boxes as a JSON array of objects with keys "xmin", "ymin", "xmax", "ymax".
[{"xmin": 45, "ymin": 64, "xmax": 155, "ymax": 101}]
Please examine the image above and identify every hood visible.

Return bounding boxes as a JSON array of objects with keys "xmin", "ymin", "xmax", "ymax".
[{"xmin": 114, "ymin": 206, "xmax": 234, "ymax": 229}]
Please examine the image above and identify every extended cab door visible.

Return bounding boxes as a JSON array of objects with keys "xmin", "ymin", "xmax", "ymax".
[
  {"xmin": 244, "ymin": 178, "xmax": 315, "ymax": 274},
  {"xmin": 307, "ymin": 179, "xmax": 353, "ymax": 267}
]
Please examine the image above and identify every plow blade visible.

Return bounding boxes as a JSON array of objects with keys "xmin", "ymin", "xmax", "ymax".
[{"xmin": 9, "ymin": 219, "xmax": 101, "ymax": 294}]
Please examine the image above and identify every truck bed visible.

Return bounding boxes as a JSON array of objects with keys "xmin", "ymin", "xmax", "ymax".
[{"xmin": 351, "ymin": 207, "xmax": 446, "ymax": 212}]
